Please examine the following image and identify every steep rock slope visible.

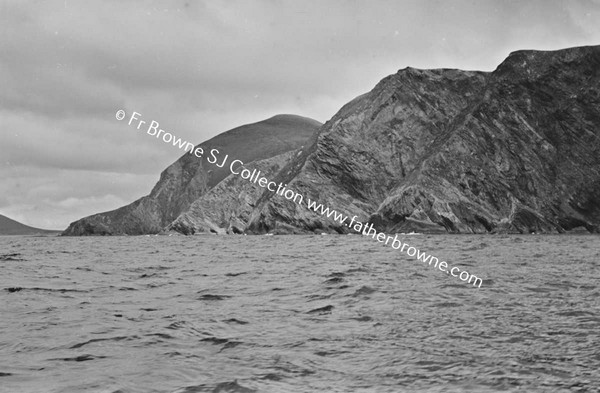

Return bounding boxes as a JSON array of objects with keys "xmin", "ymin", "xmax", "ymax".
[
  {"xmin": 245, "ymin": 68, "xmax": 489, "ymax": 233},
  {"xmin": 246, "ymin": 45, "xmax": 600, "ymax": 234},
  {"xmin": 169, "ymin": 68, "xmax": 489, "ymax": 235},
  {"xmin": 167, "ymin": 151, "xmax": 296, "ymax": 235},
  {"xmin": 373, "ymin": 46, "xmax": 600, "ymax": 233},
  {"xmin": 62, "ymin": 115, "xmax": 320, "ymax": 235}
]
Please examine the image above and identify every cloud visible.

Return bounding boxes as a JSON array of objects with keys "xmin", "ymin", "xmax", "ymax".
[
  {"xmin": 0, "ymin": 165, "xmax": 158, "ymax": 230},
  {"xmin": 0, "ymin": 110, "xmax": 173, "ymax": 173}
]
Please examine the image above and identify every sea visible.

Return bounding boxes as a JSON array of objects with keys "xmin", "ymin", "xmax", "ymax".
[{"xmin": 1, "ymin": 234, "xmax": 599, "ymax": 393}]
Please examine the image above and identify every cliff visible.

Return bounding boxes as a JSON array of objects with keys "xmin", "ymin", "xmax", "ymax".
[
  {"xmin": 64, "ymin": 45, "xmax": 600, "ymax": 235},
  {"xmin": 246, "ymin": 45, "xmax": 600, "ymax": 234}
]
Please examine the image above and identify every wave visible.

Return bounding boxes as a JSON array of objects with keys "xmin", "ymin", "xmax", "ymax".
[{"xmin": 4, "ymin": 287, "xmax": 88, "ymax": 293}]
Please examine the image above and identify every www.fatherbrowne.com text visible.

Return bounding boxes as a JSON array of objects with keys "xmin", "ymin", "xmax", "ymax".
[
  {"xmin": 118, "ymin": 110, "xmax": 484, "ymax": 288},
  {"xmin": 305, "ymin": 201, "xmax": 483, "ymax": 288}
]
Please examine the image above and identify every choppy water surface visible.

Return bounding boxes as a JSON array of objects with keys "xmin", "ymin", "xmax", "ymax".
[{"xmin": 1, "ymin": 234, "xmax": 599, "ymax": 393}]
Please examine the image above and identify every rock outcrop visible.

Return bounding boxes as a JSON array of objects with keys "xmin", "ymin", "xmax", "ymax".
[{"xmin": 62, "ymin": 115, "xmax": 321, "ymax": 235}]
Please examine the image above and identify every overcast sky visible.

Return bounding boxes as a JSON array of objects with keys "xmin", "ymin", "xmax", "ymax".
[{"xmin": 1, "ymin": 0, "xmax": 599, "ymax": 230}]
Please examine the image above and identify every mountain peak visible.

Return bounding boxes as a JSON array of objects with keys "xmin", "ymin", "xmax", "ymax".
[
  {"xmin": 494, "ymin": 45, "xmax": 600, "ymax": 79},
  {"xmin": 265, "ymin": 113, "xmax": 321, "ymax": 123}
]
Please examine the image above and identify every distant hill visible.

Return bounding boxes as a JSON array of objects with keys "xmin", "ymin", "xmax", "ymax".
[{"xmin": 0, "ymin": 214, "xmax": 60, "ymax": 235}]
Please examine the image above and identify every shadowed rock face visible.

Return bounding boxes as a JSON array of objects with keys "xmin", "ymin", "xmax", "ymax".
[
  {"xmin": 62, "ymin": 115, "xmax": 321, "ymax": 235},
  {"xmin": 166, "ymin": 151, "xmax": 297, "ymax": 235},
  {"xmin": 247, "ymin": 45, "xmax": 600, "ymax": 234}
]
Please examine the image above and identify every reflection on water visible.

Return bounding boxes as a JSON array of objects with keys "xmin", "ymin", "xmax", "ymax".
[{"xmin": 0, "ymin": 234, "xmax": 599, "ymax": 392}]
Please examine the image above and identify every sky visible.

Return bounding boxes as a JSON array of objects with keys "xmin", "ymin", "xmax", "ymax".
[{"xmin": 1, "ymin": 0, "xmax": 599, "ymax": 230}]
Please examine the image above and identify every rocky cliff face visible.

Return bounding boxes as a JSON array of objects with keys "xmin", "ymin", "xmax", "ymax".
[
  {"xmin": 62, "ymin": 115, "xmax": 321, "ymax": 235},
  {"xmin": 370, "ymin": 47, "xmax": 600, "ymax": 234},
  {"xmin": 246, "ymin": 45, "xmax": 600, "ymax": 234},
  {"xmin": 64, "ymin": 45, "xmax": 600, "ymax": 236},
  {"xmin": 166, "ymin": 151, "xmax": 297, "ymax": 235}
]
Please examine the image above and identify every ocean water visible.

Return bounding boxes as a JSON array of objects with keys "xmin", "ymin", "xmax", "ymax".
[{"xmin": 1, "ymin": 234, "xmax": 599, "ymax": 393}]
